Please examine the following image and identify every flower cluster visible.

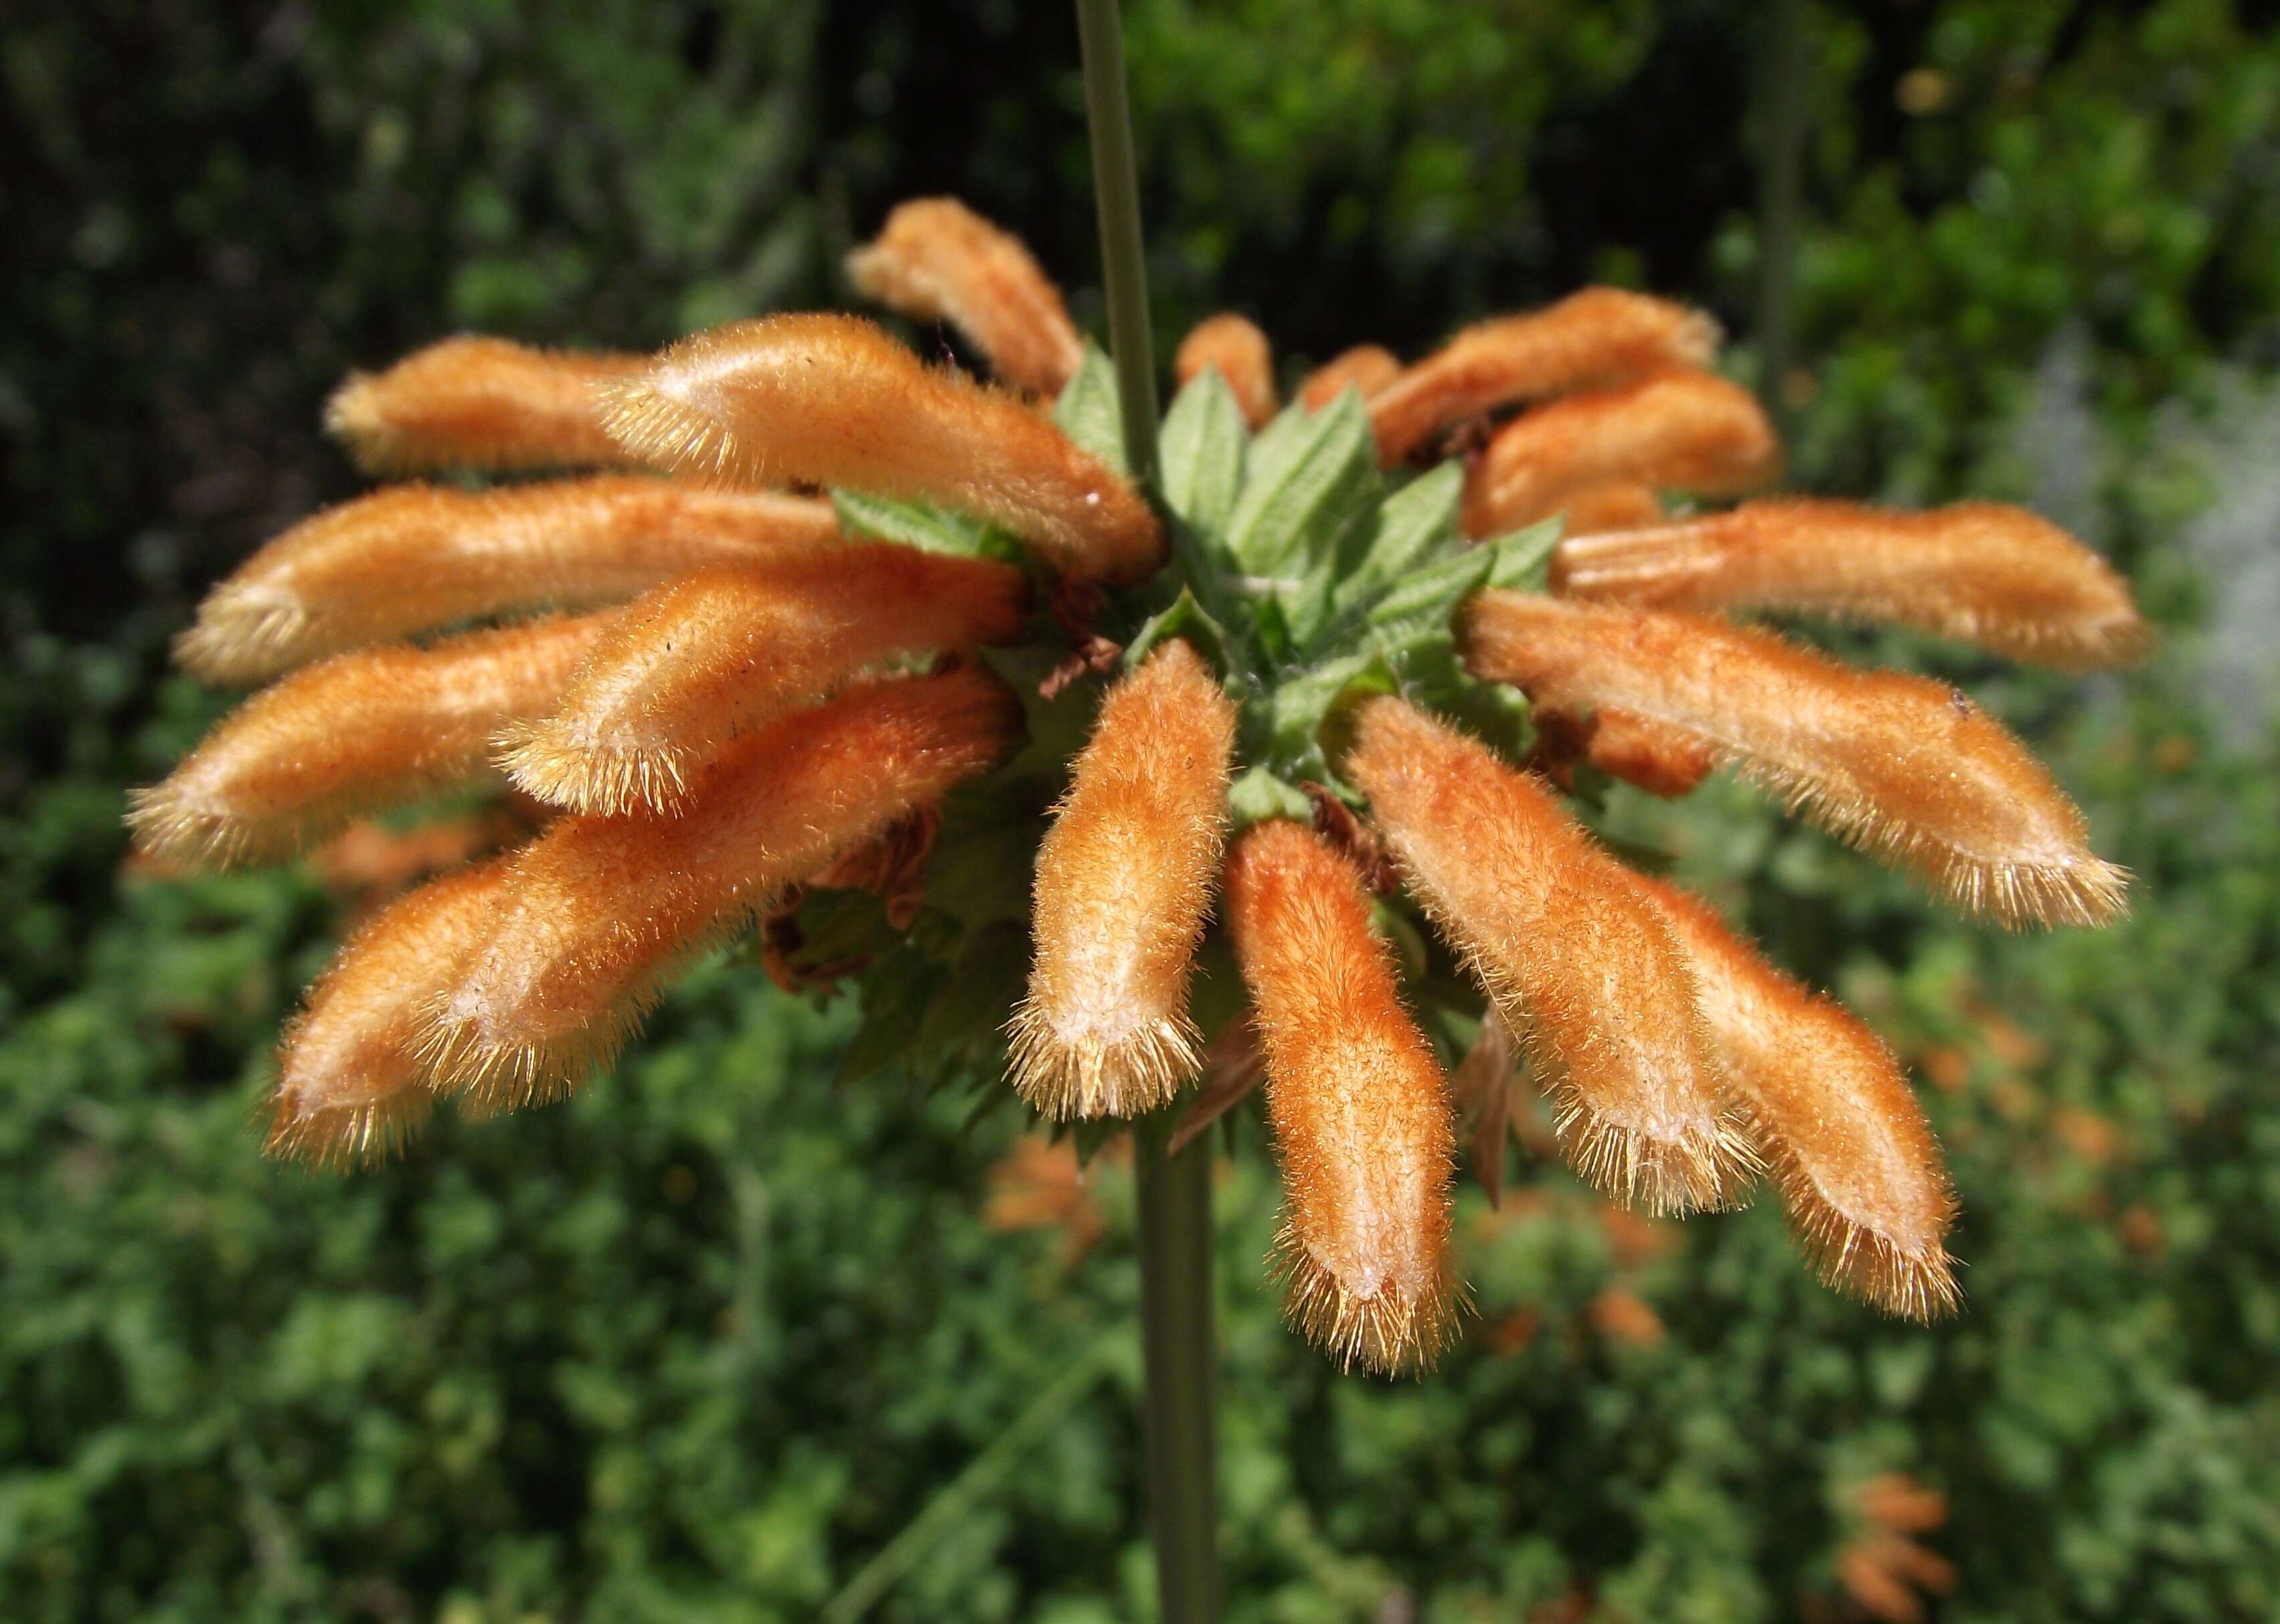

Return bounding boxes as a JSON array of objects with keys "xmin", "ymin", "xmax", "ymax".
[{"xmin": 133, "ymin": 196, "xmax": 2143, "ymax": 1374}]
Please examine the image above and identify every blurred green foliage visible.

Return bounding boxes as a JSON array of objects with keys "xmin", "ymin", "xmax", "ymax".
[{"xmin": 5, "ymin": 1, "xmax": 2280, "ymax": 1619}]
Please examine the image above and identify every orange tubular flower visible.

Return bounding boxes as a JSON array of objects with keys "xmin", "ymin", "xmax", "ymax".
[
  {"xmin": 1008, "ymin": 641, "xmax": 1237, "ymax": 1120},
  {"xmin": 1558, "ymin": 481, "xmax": 1667, "ymax": 536},
  {"xmin": 424, "ymin": 669, "xmax": 1020, "ymax": 1107},
  {"xmin": 846, "ymin": 197, "xmax": 1087, "ymax": 396},
  {"xmin": 1296, "ymin": 345, "xmax": 1401, "ymax": 411},
  {"xmin": 1636, "ymin": 876, "xmax": 1959, "ymax": 1319},
  {"xmin": 1224, "ymin": 820, "xmax": 1457, "ymax": 1374},
  {"xmin": 1369, "ymin": 288, "xmax": 1721, "ymax": 465},
  {"xmin": 499, "ymin": 546, "xmax": 1028, "ymax": 815},
  {"xmin": 177, "ymin": 478, "xmax": 840, "ymax": 683},
  {"xmin": 129, "ymin": 615, "xmax": 611, "ymax": 870},
  {"xmin": 1175, "ymin": 313, "xmax": 1280, "ymax": 428},
  {"xmin": 598, "ymin": 313, "xmax": 1163, "ymax": 583},
  {"xmin": 1460, "ymin": 370, "xmax": 1781, "ymax": 537},
  {"xmin": 1345, "ymin": 698, "xmax": 1754, "ymax": 1214},
  {"xmin": 1549, "ymin": 497, "xmax": 2150, "ymax": 669},
  {"xmin": 325, "ymin": 336, "xmax": 645, "ymax": 475},
  {"xmin": 266, "ymin": 860, "xmax": 512, "ymax": 1167},
  {"xmin": 1461, "ymin": 591, "xmax": 2129, "ymax": 927}
]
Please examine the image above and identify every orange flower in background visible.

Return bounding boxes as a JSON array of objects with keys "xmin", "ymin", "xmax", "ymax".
[
  {"xmin": 1175, "ymin": 313, "xmax": 1280, "ymax": 428},
  {"xmin": 846, "ymin": 196, "xmax": 1088, "ymax": 396},
  {"xmin": 325, "ymin": 336, "xmax": 645, "ymax": 474},
  {"xmin": 134, "ymin": 192, "xmax": 2142, "ymax": 1367}
]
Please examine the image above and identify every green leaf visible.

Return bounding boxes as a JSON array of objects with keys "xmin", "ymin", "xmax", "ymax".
[
  {"xmin": 1052, "ymin": 344, "xmax": 1127, "ymax": 471},
  {"xmin": 831, "ymin": 491, "xmax": 992, "ymax": 557},
  {"xmin": 1125, "ymin": 586, "xmax": 1236, "ymax": 675},
  {"xmin": 1159, "ymin": 370, "xmax": 1248, "ymax": 539},
  {"xmin": 1223, "ymin": 388, "xmax": 1376, "ymax": 579},
  {"xmin": 1227, "ymin": 766, "xmax": 1313, "ymax": 828},
  {"xmin": 1326, "ymin": 462, "xmax": 1465, "ymax": 620}
]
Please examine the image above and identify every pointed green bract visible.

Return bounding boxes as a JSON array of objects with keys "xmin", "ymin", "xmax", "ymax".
[
  {"xmin": 1224, "ymin": 389, "xmax": 1376, "ymax": 580},
  {"xmin": 1052, "ymin": 343, "xmax": 1128, "ymax": 471},
  {"xmin": 1159, "ymin": 370, "xmax": 1248, "ymax": 538}
]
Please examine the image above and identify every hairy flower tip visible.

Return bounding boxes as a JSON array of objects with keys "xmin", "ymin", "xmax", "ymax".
[
  {"xmin": 846, "ymin": 197, "xmax": 1087, "ymax": 396},
  {"xmin": 1461, "ymin": 370, "xmax": 1781, "ymax": 537},
  {"xmin": 1008, "ymin": 641, "xmax": 1238, "ymax": 1120},
  {"xmin": 1175, "ymin": 313, "xmax": 1280, "ymax": 428},
  {"xmin": 1297, "ymin": 345, "xmax": 1401, "ymax": 412},
  {"xmin": 598, "ymin": 312, "xmax": 1163, "ymax": 583},
  {"xmin": 176, "ymin": 478, "xmax": 840, "ymax": 683},
  {"xmin": 1637, "ymin": 876, "xmax": 1960, "ymax": 1319},
  {"xmin": 131, "ymin": 616, "xmax": 611, "ymax": 870},
  {"xmin": 1345, "ymin": 698, "xmax": 1757, "ymax": 1215},
  {"xmin": 424, "ymin": 669, "xmax": 1020, "ymax": 1108},
  {"xmin": 1461, "ymin": 591, "xmax": 2131, "ymax": 928},
  {"xmin": 499, "ymin": 545, "xmax": 1026, "ymax": 815},
  {"xmin": 1550, "ymin": 497, "xmax": 2151, "ymax": 669},
  {"xmin": 1369, "ymin": 289, "xmax": 1722, "ymax": 466},
  {"xmin": 266, "ymin": 860, "xmax": 511, "ymax": 1167},
  {"xmin": 324, "ymin": 337, "xmax": 645, "ymax": 475},
  {"xmin": 1559, "ymin": 481, "xmax": 1667, "ymax": 536},
  {"xmin": 1226, "ymin": 821, "xmax": 1459, "ymax": 1374}
]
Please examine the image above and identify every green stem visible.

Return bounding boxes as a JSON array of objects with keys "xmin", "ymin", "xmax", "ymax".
[
  {"xmin": 1754, "ymin": 0, "xmax": 1808, "ymax": 433},
  {"xmin": 1074, "ymin": 3, "xmax": 1222, "ymax": 1619},
  {"xmin": 1133, "ymin": 1132, "xmax": 1222, "ymax": 1624},
  {"xmin": 1076, "ymin": 0, "xmax": 1161, "ymax": 485}
]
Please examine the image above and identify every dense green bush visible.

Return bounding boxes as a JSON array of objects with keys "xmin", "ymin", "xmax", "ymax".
[{"xmin": 6, "ymin": 2, "xmax": 2279, "ymax": 1619}]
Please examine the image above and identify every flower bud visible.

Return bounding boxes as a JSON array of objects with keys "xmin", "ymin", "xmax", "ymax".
[
  {"xmin": 325, "ymin": 337, "xmax": 643, "ymax": 474},
  {"xmin": 266, "ymin": 860, "xmax": 511, "ymax": 1166},
  {"xmin": 1550, "ymin": 497, "xmax": 2149, "ymax": 668},
  {"xmin": 1370, "ymin": 289, "xmax": 1720, "ymax": 465},
  {"xmin": 179, "ymin": 478, "xmax": 839, "ymax": 683},
  {"xmin": 424, "ymin": 669, "xmax": 1019, "ymax": 1105},
  {"xmin": 1225, "ymin": 820, "xmax": 1458, "ymax": 1373},
  {"xmin": 846, "ymin": 197, "xmax": 1086, "ymax": 396},
  {"xmin": 501, "ymin": 546, "xmax": 1027, "ymax": 815},
  {"xmin": 600, "ymin": 313, "xmax": 1163, "ymax": 582},
  {"xmin": 131, "ymin": 615, "xmax": 610, "ymax": 869},
  {"xmin": 1297, "ymin": 345, "xmax": 1400, "ymax": 412},
  {"xmin": 1637, "ymin": 876, "xmax": 1959, "ymax": 1318},
  {"xmin": 1009, "ymin": 641, "xmax": 1237, "ymax": 1119},
  {"xmin": 1175, "ymin": 313, "xmax": 1279, "ymax": 428},
  {"xmin": 1461, "ymin": 370, "xmax": 1780, "ymax": 537},
  {"xmin": 1345, "ymin": 698, "xmax": 1753, "ymax": 1214},
  {"xmin": 1461, "ymin": 591, "xmax": 2129, "ymax": 927}
]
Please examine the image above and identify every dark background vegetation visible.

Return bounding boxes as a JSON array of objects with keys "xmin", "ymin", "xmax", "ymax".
[{"xmin": 7, "ymin": 1, "xmax": 2280, "ymax": 1618}]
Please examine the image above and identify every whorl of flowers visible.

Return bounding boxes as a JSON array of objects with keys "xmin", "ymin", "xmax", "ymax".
[{"xmin": 135, "ymin": 195, "xmax": 2143, "ymax": 1375}]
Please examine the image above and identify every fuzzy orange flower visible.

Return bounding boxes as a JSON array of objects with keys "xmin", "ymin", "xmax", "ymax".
[
  {"xmin": 1462, "ymin": 590, "xmax": 2129, "ymax": 926},
  {"xmin": 499, "ymin": 546, "xmax": 1027, "ymax": 815},
  {"xmin": 1550, "ymin": 497, "xmax": 2149, "ymax": 667},
  {"xmin": 178, "ymin": 478, "xmax": 839, "ymax": 683},
  {"xmin": 1460, "ymin": 369, "xmax": 1781, "ymax": 536},
  {"xmin": 1225, "ymin": 819, "xmax": 1457, "ymax": 1373},
  {"xmin": 1297, "ymin": 345, "xmax": 1401, "ymax": 411},
  {"xmin": 326, "ymin": 336, "xmax": 644, "ymax": 475},
  {"xmin": 1009, "ymin": 640, "xmax": 1237, "ymax": 1119},
  {"xmin": 847, "ymin": 197, "xmax": 1088, "ymax": 395},
  {"xmin": 599, "ymin": 312, "xmax": 1163, "ymax": 582},
  {"xmin": 132, "ymin": 615, "xmax": 611, "ymax": 868},
  {"xmin": 1368, "ymin": 288, "xmax": 1720, "ymax": 465},
  {"xmin": 424, "ymin": 669, "xmax": 1018, "ymax": 1107},
  {"xmin": 1346, "ymin": 697, "xmax": 1755, "ymax": 1214}
]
